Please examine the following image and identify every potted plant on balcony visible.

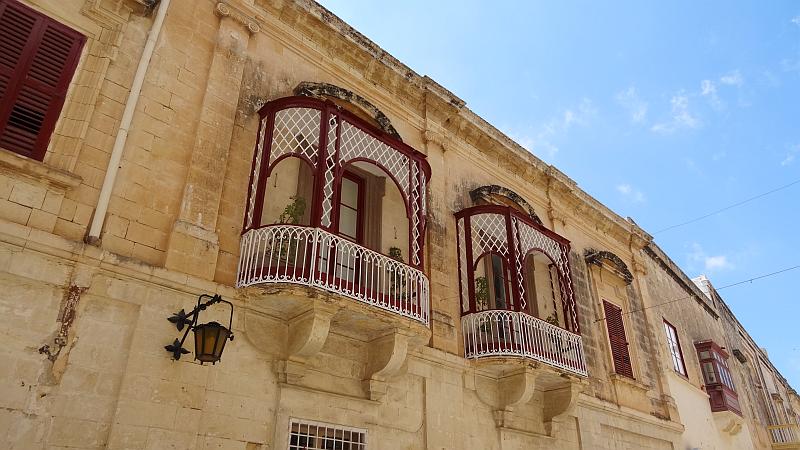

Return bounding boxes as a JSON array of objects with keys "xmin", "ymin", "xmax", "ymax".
[
  {"xmin": 388, "ymin": 247, "xmax": 409, "ymax": 308},
  {"xmin": 273, "ymin": 196, "xmax": 307, "ymax": 270}
]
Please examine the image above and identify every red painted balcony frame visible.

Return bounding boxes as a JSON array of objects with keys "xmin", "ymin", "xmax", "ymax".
[
  {"xmin": 455, "ymin": 205, "xmax": 586, "ymax": 376},
  {"xmin": 455, "ymin": 204, "xmax": 580, "ymax": 332},
  {"xmin": 242, "ymin": 96, "xmax": 431, "ymax": 269},
  {"xmin": 695, "ymin": 340, "xmax": 742, "ymax": 416},
  {"xmin": 237, "ymin": 96, "xmax": 431, "ymax": 324}
]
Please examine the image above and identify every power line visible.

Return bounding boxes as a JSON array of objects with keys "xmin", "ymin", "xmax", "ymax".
[
  {"xmin": 653, "ymin": 177, "xmax": 800, "ymax": 234},
  {"xmin": 594, "ymin": 263, "xmax": 800, "ymax": 323}
]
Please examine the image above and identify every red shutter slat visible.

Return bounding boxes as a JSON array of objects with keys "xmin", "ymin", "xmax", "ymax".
[
  {"xmin": 0, "ymin": 0, "xmax": 85, "ymax": 160},
  {"xmin": 604, "ymin": 300, "xmax": 634, "ymax": 378}
]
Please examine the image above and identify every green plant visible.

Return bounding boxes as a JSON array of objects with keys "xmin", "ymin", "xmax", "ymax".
[
  {"xmin": 475, "ymin": 276, "xmax": 489, "ymax": 310},
  {"xmin": 278, "ymin": 196, "xmax": 306, "ymax": 224},
  {"xmin": 544, "ymin": 314, "xmax": 560, "ymax": 326},
  {"xmin": 388, "ymin": 247, "xmax": 407, "ymax": 299},
  {"xmin": 388, "ymin": 246, "xmax": 403, "ymax": 262}
]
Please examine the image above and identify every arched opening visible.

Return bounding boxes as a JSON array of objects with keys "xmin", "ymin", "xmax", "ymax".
[
  {"xmin": 474, "ymin": 252, "xmax": 514, "ymax": 312},
  {"xmin": 260, "ymin": 156, "xmax": 315, "ymax": 227},
  {"xmin": 522, "ymin": 250, "xmax": 565, "ymax": 328},
  {"xmin": 337, "ymin": 160, "xmax": 410, "ymax": 260}
]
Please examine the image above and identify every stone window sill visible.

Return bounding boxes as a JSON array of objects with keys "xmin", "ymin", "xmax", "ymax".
[
  {"xmin": 610, "ymin": 372, "xmax": 650, "ymax": 392},
  {"xmin": 0, "ymin": 148, "xmax": 82, "ymax": 190}
]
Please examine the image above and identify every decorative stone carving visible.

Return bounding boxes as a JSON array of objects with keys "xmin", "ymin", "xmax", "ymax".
[
  {"xmin": 584, "ymin": 249, "xmax": 634, "ymax": 285},
  {"xmin": 215, "ymin": 2, "xmax": 261, "ymax": 34},
  {"xmin": 363, "ymin": 328, "xmax": 417, "ymax": 401},
  {"xmin": 275, "ymin": 304, "xmax": 339, "ymax": 384},
  {"xmin": 469, "ymin": 185, "xmax": 543, "ymax": 225},
  {"xmin": 294, "ymin": 82, "xmax": 402, "ymax": 141}
]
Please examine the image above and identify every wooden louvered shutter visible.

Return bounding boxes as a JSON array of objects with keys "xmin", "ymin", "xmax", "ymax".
[
  {"xmin": 603, "ymin": 300, "xmax": 634, "ymax": 378},
  {"xmin": 0, "ymin": 0, "xmax": 84, "ymax": 161}
]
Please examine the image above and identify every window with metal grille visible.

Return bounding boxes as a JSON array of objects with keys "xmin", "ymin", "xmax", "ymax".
[
  {"xmin": 289, "ymin": 419, "xmax": 367, "ymax": 450},
  {"xmin": 603, "ymin": 300, "xmax": 634, "ymax": 378},
  {"xmin": 663, "ymin": 319, "xmax": 687, "ymax": 376},
  {"xmin": 0, "ymin": 0, "xmax": 84, "ymax": 161}
]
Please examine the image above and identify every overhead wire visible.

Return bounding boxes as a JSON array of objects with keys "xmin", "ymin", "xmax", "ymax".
[
  {"xmin": 594, "ymin": 263, "xmax": 800, "ymax": 323},
  {"xmin": 653, "ymin": 177, "xmax": 800, "ymax": 234}
]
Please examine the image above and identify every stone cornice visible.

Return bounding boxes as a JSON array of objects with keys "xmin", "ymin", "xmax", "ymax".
[{"xmin": 253, "ymin": 0, "xmax": 654, "ymax": 249}]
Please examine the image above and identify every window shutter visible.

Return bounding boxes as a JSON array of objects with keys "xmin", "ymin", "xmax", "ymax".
[
  {"xmin": 603, "ymin": 300, "xmax": 634, "ymax": 378},
  {"xmin": 0, "ymin": 0, "xmax": 84, "ymax": 160}
]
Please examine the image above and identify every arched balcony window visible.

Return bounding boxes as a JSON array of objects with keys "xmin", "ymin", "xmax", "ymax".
[
  {"xmin": 456, "ymin": 204, "xmax": 586, "ymax": 376},
  {"xmin": 237, "ymin": 96, "xmax": 431, "ymax": 324}
]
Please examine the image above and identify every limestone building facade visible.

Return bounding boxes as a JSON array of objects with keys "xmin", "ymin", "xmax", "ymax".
[{"xmin": 0, "ymin": 0, "xmax": 797, "ymax": 448}]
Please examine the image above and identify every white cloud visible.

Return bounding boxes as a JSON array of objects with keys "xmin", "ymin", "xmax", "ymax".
[
  {"xmin": 704, "ymin": 255, "xmax": 732, "ymax": 270},
  {"xmin": 616, "ymin": 183, "xmax": 646, "ymax": 203},
  {"xmin": 688, "ymin": 243, "xmax": 735, "ymax": 273},
  {"xmin": 700, "ymin": 79, "xmax": 722, "ymax": 108},
  {"xmin": 507, "ymin": 98, "xmax": 596, "ymax": 159},
  {"xmin": 651, "ymin": 92, "xmax": 701, "ymax": 133},
  {"xmin": 720, "ymin": 70, "xmax": 744, "ymax": 87},
  {"xmin": 792, "ymin": 16, "xmax": 800, "ymax": 26},
  {"xmin": 781, "ymin": 144, "xmax": 800, "ymax": 166},
  {"xmin": 615, "ymin": 87, "xmax": 648, "ymax": 123}
]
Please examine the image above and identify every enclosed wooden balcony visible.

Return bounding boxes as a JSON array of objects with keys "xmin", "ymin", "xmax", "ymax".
[
  {"xmin": 237, "ymin": 96, "xmax": 431, "ymax": 326},
  {"xmin": 456, "ymin": 204, "xmax": 586, "ymax": 377}
]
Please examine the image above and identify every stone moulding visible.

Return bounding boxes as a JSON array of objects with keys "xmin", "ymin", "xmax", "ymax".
[
  {"xmin": 584, "ymin": 249, "xmax": 634, "ymax": 285},
  {"xmin": 215, "ymin": 2, "xmax": 261, "ymax": 34},
  {"xmin": 294, "ymin": 81, "xmax": 402, "ymax": 141},
  {"xmin": 469, "ymin": 184, "xmax": 543, "ymax": 225}
]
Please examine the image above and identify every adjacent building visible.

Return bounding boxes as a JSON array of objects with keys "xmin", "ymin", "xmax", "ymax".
[{"xmin": 0, "ymin": 0, "xmax": 797, "ymax": 448}]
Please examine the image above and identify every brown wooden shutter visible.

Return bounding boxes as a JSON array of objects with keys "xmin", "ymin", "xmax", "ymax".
[
  {"xmin": 603, "ymin": 300, "xmax": 634, "ymax": 378},
  {"xmin": 0, "ymin": 0, "xmax": 84, "ymax": 160}
]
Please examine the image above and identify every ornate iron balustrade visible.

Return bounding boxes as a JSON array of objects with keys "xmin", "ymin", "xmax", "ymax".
[
  {"xmin": 462, "ymin": 310, "xmax": 587, "ymax": 376},
  {"xmin": 769, "ymin": 424, "xmax": 800, "ymax": 449},
  {"xmin": 455, "ymin": 204, "xmax": 580, "ymax": 334},
  {"xmin": 237, "ymin": 224, "xmax": 429, "ymax": 324},
  {"xmin": 244, "ymin": 97, "xmax": 430, "ymax": 269}
]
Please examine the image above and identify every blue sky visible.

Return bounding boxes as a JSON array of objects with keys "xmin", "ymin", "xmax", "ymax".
[{"xmin": 317, "ymin": 1, "xmax": 800, "ymax": 386}]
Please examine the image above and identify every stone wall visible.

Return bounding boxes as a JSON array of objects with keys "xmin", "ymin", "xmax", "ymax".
[{"xmin": 0, "ymin": 0, "xmax": 796, "ymax": 449}]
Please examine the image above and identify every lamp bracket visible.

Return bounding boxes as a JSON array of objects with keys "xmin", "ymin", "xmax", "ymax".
[{"xmin": 165, "ymin": 294, "xmax": 234, "ymax": 361}]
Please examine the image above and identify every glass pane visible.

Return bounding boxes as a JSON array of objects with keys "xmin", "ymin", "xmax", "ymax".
[
  {"xmin": 339, "ymin": 207, "xmax": 357, "ymax": 239},
  {"xmin": 699, "ymin": 350, "xmax": 711, "ymax": 360},
  {"xmin": 703, "ymin": 362, "xmax": 717, "ymax": 384},
  {"xmin": 341, "ymin": 177, "xmax": 359, "ymax": 208},
  {"xmin": 491, "ymin": 254, "xmax": 508, "ymax": 309}
]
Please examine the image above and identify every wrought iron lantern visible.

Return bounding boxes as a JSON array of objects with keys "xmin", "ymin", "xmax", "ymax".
[{"xmin": 165, "ymin": 294, "xmax": 234, "ymax": 364}]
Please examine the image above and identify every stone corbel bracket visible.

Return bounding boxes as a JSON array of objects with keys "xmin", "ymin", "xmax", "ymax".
[
  {"xmin": 473, "ymin": 364, "xmax": 538, "ymax": 428},
  {"xmin": 363, "ymin": 328, "xmax": 423, "ymax": 401},
  {"xmin": 714, "ymin": 410, "xmax": 743, "ymax": 436},
  {"xmin": 215, "ymin": 2, "xmax": 261, "ymax": 34},
  {"xmin": 274, "ymin": 303, "xmax": 340, "ymax": 384},
  {"xmin": 469, "ymin": 362, "xmax": 585, "ymax": 433},
  {"xmin": 542, "ymin": 381, "xmax": 584, "ymax": 437}
]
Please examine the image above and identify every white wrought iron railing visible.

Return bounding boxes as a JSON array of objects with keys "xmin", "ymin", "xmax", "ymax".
[
  {"xmin": 769, "ymin": 424, "xmax": 800, "ymax": 448},
  {"xmin": 237, "ymin": 225, "xmax": 429, "ymax": 324},
  {"xmin": 462, "ymin": 310, "xmax": 587, "ymax": 376}
]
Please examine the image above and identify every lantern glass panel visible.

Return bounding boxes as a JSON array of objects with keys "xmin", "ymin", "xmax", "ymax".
[{"xmin": 193, "ymin": 322, "xmax": 230, "ymax": 364}]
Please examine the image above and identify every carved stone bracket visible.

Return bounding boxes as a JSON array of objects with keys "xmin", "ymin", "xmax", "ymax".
[
  {"xmin": 470, "ymin": 361, "xmax": 585, "ymax": 434},
  {"xmin": 714, "ymin": 410, "xmax": 743, "ymax": 436},
  {"xmin": 543, "ymin": 382, "xmax": 583, "ymax": 436},
  {"xmin": 215, "ymin": 2, "xmax": 261, "ymax": 34},
  {"xmin": 362, "ymin": 328, "xmax": 419, "ymax": 401},
  {"xmin": 275, "ymin": 304, "xmax": 339, "ymax": 384}
]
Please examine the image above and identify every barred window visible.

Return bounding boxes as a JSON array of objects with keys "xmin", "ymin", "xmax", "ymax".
[{"xmin": 289, "ymin": 419, "xmax": 366, "ymax": 450}]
